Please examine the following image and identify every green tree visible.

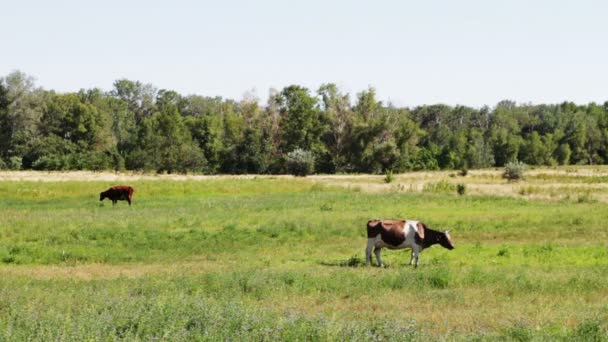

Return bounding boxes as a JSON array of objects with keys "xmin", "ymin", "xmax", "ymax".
[
  {"xmin": 156, "ymin": 89, "xmax": 184, "ymax": 113},
  {"xmin": 519, "ymin": 131, "xmax": 556, "ymax": 166},
  {"xmin": 41, "ymin": 93, "xmax": 111, "ymax": 147},
  {"xmin": 233, "ymin": 93, "xmax": 270, "ymax": 174},
  {"xmin": 555, "ymin": 143, "xmax": 572, "ymax": 165},
  {"xmin": 318, "ymin": 83, "xmax": 354, "ymax": 172},
  {"xmin": 353, "ymin": 87, "xmax": 379, "ymax": 122},
  {"xmin": 35, "ymin": 93, "xmax": 114, "ymax": 169},
  {"xmin": 1, "ymin": 71, "xmax": 47, "ymax": 163},
  {"xmin": 183, "ymin": 96, "xmax": 234, "ymax": 173},
  {"xmin": 0, "ymin": 80, "xmax": 10, "ymax": 162},
  {"xmin": 128, "ymin": 104, "xmax": 205, "ymax": 173},
  {"xmin": 393, "ymin": 110, "xmax": 423, "ymax": 171},
  {"xmin": 464, "ymin": 129, "xmax": 495, "ymax": 168},
  {"xmin": 111, "ymin": 79, "xmax": 157, "ymax": 123},
  {"xmin": 490, "ymin": 128, "xmax": 523, "ymax": 167},
  {"xmin": 278, "ymin": 85, "xmax": 322, "ymax": 153},
  {"xmin": 350, "ymin": 106, "xmax": 401, "ymax": 173},
  {"xmin": 219, "ymin": 101, "xmax": 245, "ymax": 173},
  {"xmin": 563, "ymin": 111, "xmax": 589, "ymax": 164}
]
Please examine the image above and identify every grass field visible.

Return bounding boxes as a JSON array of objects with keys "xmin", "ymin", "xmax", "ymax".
[{"xmin": 1, "ymin": 168, "xmax": 607, "ymax": 340}]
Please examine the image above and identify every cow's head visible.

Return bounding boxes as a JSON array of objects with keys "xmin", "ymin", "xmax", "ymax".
[
  {"xmin": 438, "ymin": 230, "xmax": 455, "ymax": 250},
  {"xmin": 99, "ymin": 191, "xmax": 106, "ymax": 202}
]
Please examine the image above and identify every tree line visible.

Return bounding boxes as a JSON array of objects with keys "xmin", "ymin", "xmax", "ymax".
[{"xmin": 1, "ymin": 70, "xmax": 607, "ymax": 174}]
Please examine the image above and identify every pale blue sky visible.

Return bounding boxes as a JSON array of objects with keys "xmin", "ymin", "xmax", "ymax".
[{"xmin": 1, "ymin": 0, "xmax": 607, "ymax": 107}]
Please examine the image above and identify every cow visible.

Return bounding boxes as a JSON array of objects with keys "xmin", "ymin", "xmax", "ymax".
[
  {"xmin": 366, "ymin": 219, "xmax": 454, "ymax": 267},
  {"xmin": 99, "ymin": 186, "xmax": 135, "ymax": 206}
]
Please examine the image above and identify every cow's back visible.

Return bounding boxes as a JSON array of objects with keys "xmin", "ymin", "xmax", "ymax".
[
  {"xmin": 367, "ymin": 219, "xmax": 422, "ymax": 249},
  {"xmin": 367, "ymin": 219, "xmax": 406, "ymax": 247},
  {"xmin": 106, "ymin": 186, "xmax": 134, "ymax": 199},
  {"xmin": 113, "ymin": 186, "xmax": 133, "ymax": 195}
]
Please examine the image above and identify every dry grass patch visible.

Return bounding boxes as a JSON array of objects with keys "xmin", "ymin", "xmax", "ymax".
[{"xmin": 0, "ymin": 259, "xmax": 236, "ymax": 280}]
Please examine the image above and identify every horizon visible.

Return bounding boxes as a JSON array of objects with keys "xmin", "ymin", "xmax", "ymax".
[
  {"xmin": 2, "ymin": 0, "xmax": 607, "ymax": 108},
  {"xmin": 4, "ymin": 69, "xmax": 607, "ymax": 110}
]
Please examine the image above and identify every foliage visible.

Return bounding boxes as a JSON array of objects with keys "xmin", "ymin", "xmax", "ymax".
[
  {"xmin": 286, "ymin": 148, "xmax": 315, "ymax": 176},
  {"xmin": 3, "ymin": 71, "xmax": 608, "ymax": 173},
  {"xmin": 504, "ymin": 160, "xmax": 528, "ymax": 181}
]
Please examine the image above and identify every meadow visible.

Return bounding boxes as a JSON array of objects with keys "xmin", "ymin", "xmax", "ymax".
[{"xmin": 0, "ymin": 169, "xmax": 607, "ymax": 341}]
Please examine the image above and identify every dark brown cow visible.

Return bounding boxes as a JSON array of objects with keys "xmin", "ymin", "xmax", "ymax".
[
  {"xmin": 100, "ymin": 186, "xmax": 134, "ymax": 206},
  {"xmin": 366, "ymin": 219, "xmax": 454, "ymax": 267}
]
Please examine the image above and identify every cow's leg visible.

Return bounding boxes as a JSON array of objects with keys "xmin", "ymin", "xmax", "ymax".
[
  {"xmin": 127, "ymin": 197, "xmax": 132, "ymax": 206},
  {"xmin": 365, "ymin": 239, "xmax": 374, "ymax": 266},
  {"xmin": 374, "ymin": 247, "xmax": 384, "ymax": 267},
  {"xmin": 412, "ymin": 246, "xmax": 421, "ymax": 268}
]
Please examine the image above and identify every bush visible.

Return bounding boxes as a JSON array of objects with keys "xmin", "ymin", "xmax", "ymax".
[
  {"xmin": 32, "ymin": 155, "xmax": 70, "ymax": 170},
  {"xmin": 458, "ymin": 168, "xmax": 468, "ymax": 177},
  {"xmin": 457, "ymin": 183, "xmax": 466, "ymax": 195},
  {"xmin": 384, "ymin": 169, "xmax": 394, "ymax": 183},
  {"xmin": 286, "ymin": 148, "xmax": 315, "ymax": 177},
  {"xmin": 503, "ymin": 160, "xmax": 527, "ymax": 181},
  {"xmin": 8, "ymin": 156, "xmax": 22, "ymax": 170}
]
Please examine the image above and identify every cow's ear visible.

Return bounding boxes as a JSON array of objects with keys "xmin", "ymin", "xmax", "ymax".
[{"xmin": 416, "ymin": 222, "xmax": 425, "ymax": 240}]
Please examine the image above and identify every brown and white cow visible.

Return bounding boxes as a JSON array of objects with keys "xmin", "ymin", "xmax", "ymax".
[
  {"xmin": 366, "ymin": 219, "xmax": 454, "ymax": 267},
  {"xmin": 100, "ymin": 186, "xmax": 134, "ymax": 206}
]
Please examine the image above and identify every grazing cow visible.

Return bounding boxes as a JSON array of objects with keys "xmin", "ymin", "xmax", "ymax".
[
  {"xmin": 366, "ymin": 219, "xmax": 454, "ymax": 267},
  {"xmin": 100, "ymin": 186, "xmax": 134, "ymax": 206}
]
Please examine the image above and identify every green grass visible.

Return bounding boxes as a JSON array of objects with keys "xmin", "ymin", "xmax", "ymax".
[{"xmin": 1, "ymin": 176, "xmax": 607, "ymax": 340}]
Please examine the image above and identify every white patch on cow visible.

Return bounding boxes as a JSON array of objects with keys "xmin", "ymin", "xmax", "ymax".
[{"xmin": 409, "ymin": 220, "xmax": 420, "ymax": 234}]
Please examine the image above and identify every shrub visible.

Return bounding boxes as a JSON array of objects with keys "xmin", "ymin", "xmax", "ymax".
[
  {"xmin": 32, "ymin": 155, "xmax": 70, "ymax": 170},
  {"xmin": 503, "ymin": 160, "xmax": 527, "ymax": 181},
  {"xmin": 458, "ymin": 168, "xmax": 468, "ymax": 177},
  {"xmin": 457, "ymin": 183, "xmax": 466, "ymax": 195},
  {"xmin": 286, "ymin": 148, "xmax": 315, "ymax": 177},
  {"xmin": 384, "ymin": 169, "xmax": 394, "ymax": 183},
  {"xmin": 8, "ymin": 156, "xmax": 22, "ymax": 170}
]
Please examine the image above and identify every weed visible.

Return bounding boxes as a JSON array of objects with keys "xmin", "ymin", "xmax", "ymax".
[
  {"xmin": 423, "ymin": 180, "xmax": 455, "ymax": 193},
  {"xmin": 320, "ymin": 203, "xmax": 333, "ymax": 211},
  {"xmin": 457, "ymin": 183, "xmax": 466, "ymax": 195},
  {"xmin": 577, "ymin": 193, "xmax": 596, "ymax": 204},
  {"xmin": 497, "ymin": 246, "xmax": 510, "ymax": 257},
  {"xmin": 340, "ymin": 255, "xmax": 364, "ymax": 267},
  {"xmin": 384, "ymin": 169, "xmax": 394, "ymax": 183},
  {"xmin": 502, "ymin": 321, "xmax": 533, "ymax": 341},
  {"xmin": 570, "ymin": 319, "xmax": 605, "ymax": 341}
]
